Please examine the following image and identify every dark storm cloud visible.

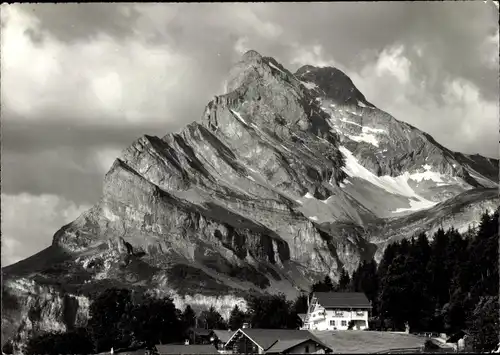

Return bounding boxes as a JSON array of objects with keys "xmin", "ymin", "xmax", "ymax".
[
  {"xmin": 1, "ymin": 115, "xmax": 185, "ymax": 204},
  {"xmin": 2, "ymin": 149, "xmax": 105, "ymax": 205},
  {"xmin": 2, "ymin": 114, "xmax": 182, "ymax": 154}
]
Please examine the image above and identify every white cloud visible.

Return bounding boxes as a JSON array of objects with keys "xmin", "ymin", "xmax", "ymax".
[
  {"xmin": 1, "ymin": 5, "xmax": 193, "ymax": 124},
  {"xmin": 480, "ymin": 29, "xmax": 499, "ymax": 70},
  {"xmin": 234, "ymin": 37, "xmax": 250, "ymax": 55},
  {"xmin": 1, "ymin": 193, "xmax": 91, "ymax": 267},
  {"xmin": 93, "ymin": 147, "xmax": 123, "ymax": 174},
  {"xmin": 374, "ymin": 45, "xmax": 411, "ymax": 84},
  {"xmin": 290, "ymin": 44, "xmax": 338, "ymax": 68},
  {"xmin": 233, "ymin": 7, "xmax": 283, "ymax": 39}
]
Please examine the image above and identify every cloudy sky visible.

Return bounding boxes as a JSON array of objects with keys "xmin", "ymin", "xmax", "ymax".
[{"xmin": 1, "ymin": 2, "xmax": 498, "ymax": 266}]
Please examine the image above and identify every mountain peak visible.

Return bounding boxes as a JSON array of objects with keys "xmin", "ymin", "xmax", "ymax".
[
  {"xmin": 295, "ymin": 65, "xmax": 375, "ymax": 108},
  {"xmin": 224, "ymin": 51, "xmax": 295, "ymax": 95},
  {"xmin": 241, "ymin": 49, "xmax": 263, "ymax": 63}
]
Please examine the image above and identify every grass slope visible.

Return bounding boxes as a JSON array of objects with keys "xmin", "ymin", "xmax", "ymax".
[{"xmin": 310, "ymin": 331, "xmax": 426, "ymax": 354}]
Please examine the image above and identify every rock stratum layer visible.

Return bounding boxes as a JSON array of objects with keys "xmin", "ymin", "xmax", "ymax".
[{"xmin": 2, "ymin": 50, "xmax": 498, "ymax": 352}]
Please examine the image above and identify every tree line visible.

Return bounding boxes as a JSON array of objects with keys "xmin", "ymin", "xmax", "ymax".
[
  {"xmin": 14, "ymin": 288, "xmax": 304, "ymax": 354},
  {"xmin": 309, "ymin": 209, "xmax": 499, "ymax": 352},
  {"xmin": 8, "ymin": 209, "xmax": 498, "ymax": 354}
]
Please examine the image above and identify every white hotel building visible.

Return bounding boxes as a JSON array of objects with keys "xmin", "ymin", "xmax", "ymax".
[{"xmin": 301, "ymin": 292, "xmax": 372, "ymax": 331}]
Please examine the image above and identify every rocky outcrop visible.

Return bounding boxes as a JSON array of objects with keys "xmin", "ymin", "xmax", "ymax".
[{"xmin": 2, "ymin": 50, "xmax": 498, "ymax": 352}]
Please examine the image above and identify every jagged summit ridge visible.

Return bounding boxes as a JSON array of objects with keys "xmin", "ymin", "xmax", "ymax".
[{"xmin": 296, "ymin": 65, "xmax": 375, "ymax": 108}]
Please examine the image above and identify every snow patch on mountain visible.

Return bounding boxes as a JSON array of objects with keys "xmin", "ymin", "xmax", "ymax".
[
  {"xmin": 345, "ymin": 127, "xmax": 386, "ymax": 147},
  {"xmin": 409, "ymin": 169, "xmax": 445, "ymax": 183},
  {"xmin": 341, "ymin": 118, "xmax": 362, "ymax": 127},
  {"xmin": 303, "ymin": 144, "xmax": 314, "ymax": 153},
  {"xmin": 347, "ymin": 132, "xmax": 380, "ymax": 147},
  {"xmin": 301, "ymin": 81, "xmax": 318, "ymax": 90},
  {"xmin": 280, "ymin": 144, "xmax": 291, "ymax": 152},
  {"xmin": 230, "ymin": 109, "xmax": 248, "ymax": 125},
  {"xmin": 340, "ymin": 146, "xmax": 438, "ymax": 213},
  {"xmin": 392, "ymin": 198, "xmax": 437, "ymax": 214},
  {"xmin": 269, "ymin": 61, "xmax": 286, "ymax": 75},
  {"xmin": 364, "ymin": 126, "xmax": 386, "ymax": 134}
]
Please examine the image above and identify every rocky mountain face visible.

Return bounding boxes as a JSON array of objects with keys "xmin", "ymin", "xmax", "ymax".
[{"xmin": 2, "ymin": 50, "xmax": 498, "ymax": 352}]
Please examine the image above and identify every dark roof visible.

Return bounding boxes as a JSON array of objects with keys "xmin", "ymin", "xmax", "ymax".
[
  {"xmin": 229, "ymin": 328, "xmax": 329, "ymax": 351},
  {"xmin": 155, "ymin": 344, "xmax": 218, "ymax": 354},
  {"xmin": 314, "ymin": 292, "xmax": 372, "ymax": 309},
  {"xmin": 211, "ymin": 329, "xmax": 235, "ymax": 343},
  {"xmin": 188, "ymin": 328, "xmax": 212, "ymax": 336},
  {"xmin": 115, "ymin": 351, "xmax": 146, "ymax": 355},
  {"xmin": 266, "ymin": 338, "xmax": 320, "ymax": 354}
]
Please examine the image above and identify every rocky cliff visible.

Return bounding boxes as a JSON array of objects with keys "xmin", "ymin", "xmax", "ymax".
[{"xmin": 2, "ymin": 50, "xmax": 498, "ymax": 352}]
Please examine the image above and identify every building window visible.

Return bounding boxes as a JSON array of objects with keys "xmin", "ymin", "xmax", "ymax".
[
  {"xmin": 335, "ymin": 311, "xmax": 344, "ymax": 316},
  {"xmin": 341, "ymin": 320, "xmax": 347, "ymax": 326},
  {"xmin": 330, "ymin": 320, "xmax": 335, "ymax": 326},
  {"xmin": 305, "ymin": 345, "xmax": 310, "ymax": 353}
]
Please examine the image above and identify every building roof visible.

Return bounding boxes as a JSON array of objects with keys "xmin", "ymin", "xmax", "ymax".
[
  {"xmin": 155, "ymin": 344, "xmax": 218, "ymax": 354},
  {"xmin": 227, "ymin": 328, "xmax": 330, "ymax": 352},
  {"xmin": 211, "ymin": 329, "xmax": 235, "ymax": 343},
  {"xmin": 314, "ymin": 292, "xmax": 372, "ymax": 309},
  {"xmin": 265, "ymin": 338, "xmax": 318, "ymax": 354}
]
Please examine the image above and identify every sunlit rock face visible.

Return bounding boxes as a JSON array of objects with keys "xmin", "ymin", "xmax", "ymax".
[{"xmin": 3, "ymin": 50, "xmax": 498, "ymax": 353}]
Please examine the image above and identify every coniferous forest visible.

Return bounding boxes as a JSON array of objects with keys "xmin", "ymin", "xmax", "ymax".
[
  {"xmin": 10, "ymin": 209, "xmax": 498, "ymax": 355},
  {"xmin": 303, "ymin": 209, "xmax": 499, "ymax": 352}
]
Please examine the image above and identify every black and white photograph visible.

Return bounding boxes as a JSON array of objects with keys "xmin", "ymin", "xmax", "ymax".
[{"xmin": 1, "ymin": 2, "xmax": 499, "ymax": 354}]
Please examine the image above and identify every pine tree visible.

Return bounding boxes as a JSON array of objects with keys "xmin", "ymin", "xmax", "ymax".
[
  {"xmin": 199, "ymin": 306, "xmax": 227, "ymax": 330},
  {"xmin": 324, "ymin": 275, "xmax": 334, "ymax": 291},
  {"xmin": 377, "ymin": 243, "xmax": 399, "ymax": 284},
  {"xmin": 181, "ymin": 305, "xmax": 197, "ymax": 329},
  {"xmin": 468, "ymin": 296, "xmax": 500, "ymax": 352},
  {"xmin": 427, "ymin": 228, "xmax": 451, "ymax": 309},
  {"xmin": 228, "ymin": 305, "xmax": 246, "ymax": 331},
  {"xmin": 337, "ymin": 268, "xmax": 351, "ymax": 291},
  {"xmin": 311, "ymin": 275, "xmax": 335, "ymax": 293},
  {"xmin": 246, "ymin": 293, "xmax": 297, "ymax": 329},
  {"xmin": 375, "ymin": 209, "xmax": 499, "ymax": 335},
  {"xmin": 88, "ymin": 288, "xmax": 135, "ymax": 352},
  {"xmin": 378, "ymin": 255, "xmax": 414, "ymax": 330}
]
